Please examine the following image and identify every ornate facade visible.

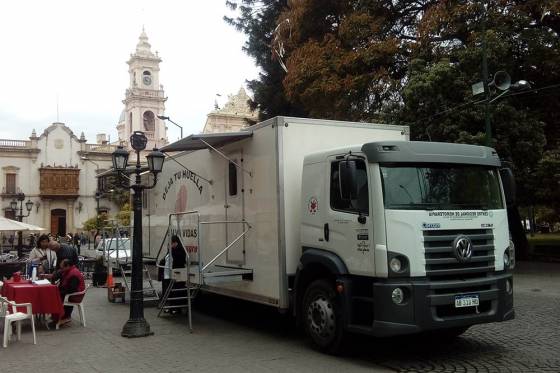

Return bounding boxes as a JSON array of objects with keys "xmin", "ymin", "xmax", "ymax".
[
  {"xmin": 203, "ymin": 88, "xmax": 258, "ymax": 133},
  {"xmin": 0, "ymin": 123, "xmax": 117, "ymax": 235}
]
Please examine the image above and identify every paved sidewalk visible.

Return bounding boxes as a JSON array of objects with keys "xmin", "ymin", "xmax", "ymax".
[
  {"xmin": 0, "ymin": 281, "xmax": 390, "ymax": 373},
  {"xmin": 1, "ymin": 261, "xmax": 559, "ymax": 372}
]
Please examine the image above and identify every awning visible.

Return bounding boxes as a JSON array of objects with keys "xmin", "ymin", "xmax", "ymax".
[
  {"xmin": 0, "ymin": 216, "xmax": 46, "ymax": 232},
  {"xmin": 160, "ymin": 131, "xmax": 253, "ymax": 153}
]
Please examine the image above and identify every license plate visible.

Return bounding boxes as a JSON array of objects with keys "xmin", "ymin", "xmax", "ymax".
[{"xmin": 454, "ymin": 294, "xmax": 479, "ymax": 308}]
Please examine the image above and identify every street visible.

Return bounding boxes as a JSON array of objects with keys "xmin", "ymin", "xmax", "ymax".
[{"xmin": 1, "ymin": 262, "xmax": 559, "ymax": 373}]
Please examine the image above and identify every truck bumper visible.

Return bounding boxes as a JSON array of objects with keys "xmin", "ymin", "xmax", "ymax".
[{"xmin": 343, "ymin": 272, "xmax": 514, "ymax": 337}]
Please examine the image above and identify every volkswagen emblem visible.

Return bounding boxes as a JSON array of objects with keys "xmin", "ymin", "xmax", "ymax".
[{"xmin": 453, "ymin": 236, "xmax": 473, "ymax": 263}]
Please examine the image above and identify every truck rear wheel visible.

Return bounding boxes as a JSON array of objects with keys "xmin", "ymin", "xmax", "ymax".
[{"xmin": 302, "ymin": 279, "xmax": 345, "ymax": 354}]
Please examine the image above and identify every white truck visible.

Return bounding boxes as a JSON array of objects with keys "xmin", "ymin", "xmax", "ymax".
[{"xmin": 143, "ymin": 116, "xmax": 515, "ymax": 352}]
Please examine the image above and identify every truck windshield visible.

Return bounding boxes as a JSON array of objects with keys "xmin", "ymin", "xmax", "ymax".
[{"xmin": 380, "ymin": 164, "xmax": 504, "ymax": 210}]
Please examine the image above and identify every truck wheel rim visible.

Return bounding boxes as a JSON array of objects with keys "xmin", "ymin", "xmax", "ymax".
[{"xmin": 307, "ymin": 296, "xmax": 335, "ymax": 340}]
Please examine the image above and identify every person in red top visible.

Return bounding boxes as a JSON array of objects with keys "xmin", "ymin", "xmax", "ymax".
[{"xmin": 50, "ymin": 258, "xmax": 85, "ymax": 327}]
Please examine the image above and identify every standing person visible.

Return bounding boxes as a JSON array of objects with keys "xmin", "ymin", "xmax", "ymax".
[
  {"xmin": 28, "ymin": 234, "xmax": 57, "ymax": 274},
  {"xmin": 49, "ymin": 239, "xmax": 79, "ymax": 269},
  {"xmin": 74, "ymin": 233, "xmax": 81, "ymax": 256},
  {"xmin": 50, "ymin": 259, "xmax": 85, "ymax": 327},
  {"xmin": 161, "ymin": 235, "xmax": 187, "ymax": 314}
]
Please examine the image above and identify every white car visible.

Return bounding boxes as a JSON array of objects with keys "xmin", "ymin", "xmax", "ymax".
[{"xmin": 96, "ymin": 238, "xmax": 131, "ymax": 264}]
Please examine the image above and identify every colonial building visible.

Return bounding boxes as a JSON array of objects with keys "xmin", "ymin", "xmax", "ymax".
[
  {"xmin": 203, "ymin": 87, "xmax": 258, "ymax": 133},
  {"xmin": 117, "ymin": 28, "xmax": 168, "ymax": 150},
  {"xmin": 0, "ymin": 124, "xmax": 116, "ymax": 235},
  {"xmin": 0, "ymin": 29, "xmax": 170, "ymax": 236}
]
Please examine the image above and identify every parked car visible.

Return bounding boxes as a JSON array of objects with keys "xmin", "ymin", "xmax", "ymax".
[{"xmin": 96, "ymin": 238, "xmax": 131, "ymax": 265}]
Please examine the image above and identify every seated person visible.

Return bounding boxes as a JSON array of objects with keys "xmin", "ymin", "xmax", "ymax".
[
  {"xmin": 28, "ymin": 234, "xmax": 57, "ymax": 274},
  {"xmin": 49, "ymin": 259, "xmax": 85, "ymax": 327}
]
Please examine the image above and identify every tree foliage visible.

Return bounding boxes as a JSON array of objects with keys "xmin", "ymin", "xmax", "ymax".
[
  {"xmin": 226, "ymin": 0, "xmax": 560, "ymax": 213},
  {"xmin": 116, "ymin": 203, "xmax": 132, "ymax": 227},
  {"xmin": 225, "ymin": 0, "xmax": 305, "ymax": 120}
]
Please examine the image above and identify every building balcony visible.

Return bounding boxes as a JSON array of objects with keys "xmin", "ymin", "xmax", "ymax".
[
  {"xmin": 84, "ymin": 143, "xmax": 119, "ymax": 153},
  {"xmin": 125, "ymin": 88, "xmax": 166, "ymax": 99},
  {"xmin": 0, "ymin": 187, "xmax": 21, "ymax": 199},
  {"xmin": 0, "ymin": 139, "xmax": 30, "ymax": 148},
  {"xmin": 39, "ymin": 167, "xmax": 80, "ymax": 199}
]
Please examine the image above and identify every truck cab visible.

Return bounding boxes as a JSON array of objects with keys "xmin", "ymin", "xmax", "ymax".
[{"xmin": 297, "ymin": 141, "xmax": 515, "ymax": 352}]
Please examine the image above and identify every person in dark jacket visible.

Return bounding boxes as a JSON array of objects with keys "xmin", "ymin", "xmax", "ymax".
[
  {"xmin": 49, "ymin": 240, "xmax": 79, "ymax": 268},
  {"xmin": 161, "ymin": 235, "xmax": 187, "ymax": 314}
]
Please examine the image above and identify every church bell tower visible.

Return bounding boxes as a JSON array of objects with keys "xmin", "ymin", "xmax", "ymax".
[{"xmin": 117, "ymin": 28, "xmax": 167, "ymax": 150}]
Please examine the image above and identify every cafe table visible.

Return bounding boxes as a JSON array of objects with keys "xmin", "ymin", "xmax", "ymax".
[{"xmin": 1, "ymin": 279, "xmax": 64, "ymax": 318}]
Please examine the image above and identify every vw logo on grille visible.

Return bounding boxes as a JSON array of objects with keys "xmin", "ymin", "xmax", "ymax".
[{"xmin": 453, "ymin": 236, "xmax": 473, "ymax": 263}]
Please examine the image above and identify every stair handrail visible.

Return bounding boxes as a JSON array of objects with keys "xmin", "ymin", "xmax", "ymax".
[
  {"xmin": 154, "ymin": 226, "xmax": 170, "ymax": 266},
  {"xmin": 199, "ymin": 220, "xmax": 251, "ymax": 272}
]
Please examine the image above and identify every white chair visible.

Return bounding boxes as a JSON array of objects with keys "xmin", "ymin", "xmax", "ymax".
[
  {"xmin": 0, "ymin": 296, "xmax": 36, "ymax": 348},
  {"xmin": 56, "ymin": 286, "xmax": 89, "ymax": 329}
]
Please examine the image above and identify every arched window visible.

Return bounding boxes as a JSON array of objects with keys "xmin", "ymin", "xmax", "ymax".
[
  {"xmin": 143, "ymin": 111, "xmax": 155, "ymax": 132},
  {"xmin": 129, "ymin": 112, "xmax": 133, "ymax": 133}
]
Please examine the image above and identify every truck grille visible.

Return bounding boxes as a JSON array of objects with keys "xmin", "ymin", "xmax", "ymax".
[{"xmin": 423, "ymin": 229, "xmax": 495, "ymax": 279}]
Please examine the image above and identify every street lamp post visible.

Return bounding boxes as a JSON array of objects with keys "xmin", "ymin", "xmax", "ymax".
[
  {"xmin": 157, "ymin": 115, "xmax": 183, "ymax": 139},
  {"xmin": 112, "ymin": 131, "xmax": 165, "ymax": 338},
  {"xmin": 9, "ymin": 192, "xmax": 34, "ymax": 258}
]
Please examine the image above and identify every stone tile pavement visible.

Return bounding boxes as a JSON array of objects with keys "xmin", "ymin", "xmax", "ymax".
[{"xmin": 1, "ymin": 261, "xmax": 559, "ymax": 372}]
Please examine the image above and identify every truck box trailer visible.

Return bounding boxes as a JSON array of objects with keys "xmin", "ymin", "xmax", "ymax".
[{"xmin": 143, "ymin": 116, "xmax": 514, "ymax": 352}]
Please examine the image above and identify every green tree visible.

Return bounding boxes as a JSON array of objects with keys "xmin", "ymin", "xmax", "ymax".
[
  {"xmin": 116, "ymin": 203, "xmax": 132, "ymax": 227},
  {"xmin": 225, "ymin": 0, "xmax": 305, "ymax": 120},
  {"xmin": 104, "ymin": 175, "xmax": 130, "ymax": 208}
]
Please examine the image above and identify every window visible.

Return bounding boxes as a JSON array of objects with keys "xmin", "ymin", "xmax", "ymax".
[
  {"xmin": 4, "ymin": 209, "xmax": 15, "ymax": 220},
  {"xmin": 228, "ymin": 162, "xmax": 238, "ymax": 196},
  {"xmin": 380, "ymin": 164, "xmax": 504, "ymax": 210},
  {"xmin": 330, "ymin": 159, "xmax": 369, "ymax": 215},
  {"xmin": 5, "ymin": 173, "xmax": 16, "ymax": 194},
  {"xmin": 143, "ymin": 111, "xmax": 155, "ymax": 132}
]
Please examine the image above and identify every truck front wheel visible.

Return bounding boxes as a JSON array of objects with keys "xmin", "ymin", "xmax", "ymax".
[{"xmin": 302, "ymin": 279, "xmax": 345, "ymax": 353}]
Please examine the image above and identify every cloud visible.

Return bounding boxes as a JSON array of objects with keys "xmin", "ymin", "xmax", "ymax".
[{"xmin": 0, "ymin": 0, "xmax": 258, "ymax": 142}]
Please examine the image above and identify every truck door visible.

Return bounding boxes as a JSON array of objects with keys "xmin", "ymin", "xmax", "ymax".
[
  {"xmin": 323, "ymin": 156, "xmax": 374, "ymax": 276},
  {"xmin": 224, "ymin": 151, "xmax": 246, "ymax": 265}
]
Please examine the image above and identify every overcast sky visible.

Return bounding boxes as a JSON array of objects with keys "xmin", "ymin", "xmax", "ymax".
[{"xmin": 0, "ymin": 0, "xmax": 258, "ymax": 143}]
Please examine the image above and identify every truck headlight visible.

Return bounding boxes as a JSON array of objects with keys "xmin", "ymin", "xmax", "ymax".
[
  {"xmin": 389, "ymin": 257, "xmax": 402, "ymax": 273},
  {"xmin": 391, "ymin": 288, "xmax": 404, "ymax": 305},
  {"xmin": 503, "ymin": 251, "xmax": 510, "ymax": 268}
]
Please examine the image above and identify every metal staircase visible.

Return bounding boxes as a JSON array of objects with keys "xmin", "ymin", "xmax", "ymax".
[
  {"xmin": 100, "ymin": 224, "xmax": 159, "ymax": 303},
  {"xmin": 119, "ymin": 262, "xmax": 160, "ymax": 302},
  {"xmin": 156, "ymin": 211, "xmax": 252, "ymax": 331}
]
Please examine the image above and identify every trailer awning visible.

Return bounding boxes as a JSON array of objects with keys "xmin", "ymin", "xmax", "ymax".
[{"xmin": 160, "ymin": 131, "xmax": 253, "ymax": 153}]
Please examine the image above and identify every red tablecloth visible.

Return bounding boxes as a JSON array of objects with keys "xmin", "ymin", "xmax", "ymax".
[{"xmin": 1, "ymin": 280, "xmax": 64, "ymax": 316}]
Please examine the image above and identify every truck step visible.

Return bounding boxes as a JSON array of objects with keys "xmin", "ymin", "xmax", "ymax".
[
  {"xmin": 162, "ymin": 305, "xmax": 189, "ymax": 309},
  {"xmin": 203, "ymin": 268, "xmax": 253, "ymax": 278}
]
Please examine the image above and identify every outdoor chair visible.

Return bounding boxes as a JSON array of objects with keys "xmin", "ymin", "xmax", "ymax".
[
  {"xmin": 57, "ymin": 285, "xmax": 89, "ymax": 329},
  {"xmin": 0, "ymin": 296, "xmax": 37, "ymax": 348}
]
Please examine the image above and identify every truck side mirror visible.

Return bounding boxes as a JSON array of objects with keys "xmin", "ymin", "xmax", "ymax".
[
  {"xmin": 499, "ymin": 167, "xmax": 516, "ymax": 206},
  {"xmin": 339, "ymin": 160, "xmax": 359, "ymax": 200}
]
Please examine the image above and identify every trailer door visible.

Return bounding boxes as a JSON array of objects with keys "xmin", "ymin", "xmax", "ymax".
[{"xmin": 224, "ymin": 151, "xmax": 246, "ymax": 264}]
